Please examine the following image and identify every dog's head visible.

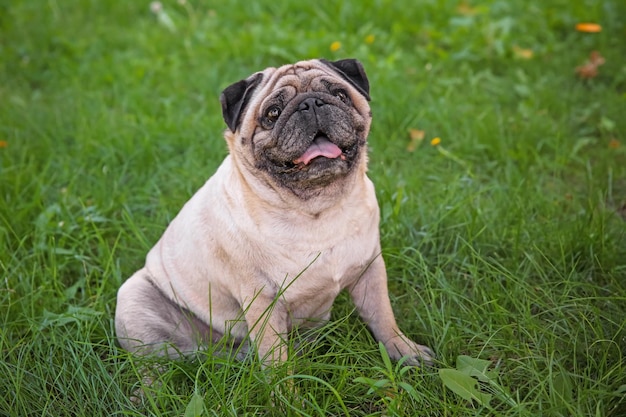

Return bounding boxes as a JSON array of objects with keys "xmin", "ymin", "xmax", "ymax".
[{"xmin": 220, "ymin": 59, "xmax": 372, "ymax": 200}]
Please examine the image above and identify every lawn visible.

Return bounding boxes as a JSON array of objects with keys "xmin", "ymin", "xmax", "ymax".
[{"xmin": 1, "ymin": 0, "xmax": 625, "ymax": 415}]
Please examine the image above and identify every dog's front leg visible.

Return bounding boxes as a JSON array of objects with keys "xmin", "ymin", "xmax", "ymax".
[
  {"xmin": 349, "ymin": 255, "xmax": 434, "ymax": 366},
  {"xmin": 240, "ymin": 287, "xmax": 290, "ymax": 366}
]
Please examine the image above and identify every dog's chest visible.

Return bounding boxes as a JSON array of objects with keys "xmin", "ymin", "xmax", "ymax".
[{"xmin": 263, "ymin": 230, "xmax": 373, "ymax": 324}]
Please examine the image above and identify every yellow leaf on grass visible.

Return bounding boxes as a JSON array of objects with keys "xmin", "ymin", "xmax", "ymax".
[
  {"xmin": 575, "ymin": 23, "xmax": 602, "ymax": 33},
  {"xmin": 512, "ymin": 45, "xmax": 533, "ymax": 60},
  {"xmin": 407, "ymin": 129, "xmax": 425, "ymax": 152},
  {"xmin": 457, "ymin": 0, "xmax": 479, "ymax": 16}
]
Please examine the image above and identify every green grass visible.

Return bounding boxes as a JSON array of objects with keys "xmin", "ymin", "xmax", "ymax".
[{"xmin": 1, "ymin": 0, "xmax": 625, "ymax": 415}]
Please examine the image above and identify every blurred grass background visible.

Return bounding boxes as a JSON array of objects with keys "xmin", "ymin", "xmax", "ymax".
[{"xmin": 1, "ymin": 0, "xmax": 625, "ymax": 415}]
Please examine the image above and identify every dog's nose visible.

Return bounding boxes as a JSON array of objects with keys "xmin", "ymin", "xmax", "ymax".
[{"xmin": 298, "ymin": 97, "xmax": 325, "ymax": 112}]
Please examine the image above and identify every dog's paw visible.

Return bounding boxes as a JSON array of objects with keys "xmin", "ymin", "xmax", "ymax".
[
  {"xmin": 403, "ymin": 343, "xmax": 436, "ymax": 367},
  {"xmin": 384, "ymin": 336, "xmax": 435, "ymax": 367}
]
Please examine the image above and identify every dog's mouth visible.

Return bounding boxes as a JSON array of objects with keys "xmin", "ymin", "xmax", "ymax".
[
  {"xmin": 293, "ymin": 134, "xmax": 346, "ymax": 166},
  {"xmin": 272, "ymin": 132, "xmax": 359, "ymax": 176}
]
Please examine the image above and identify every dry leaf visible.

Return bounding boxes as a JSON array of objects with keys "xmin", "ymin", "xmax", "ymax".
[
  {"xmin": 608, "ymin": 138, "xmax": 620, "ymax": 149},
  {"xmin": 457, "ymin": 0, "xmax": 479, "ymax": 16},
  {"xmin": 512, "ymin": 45, "xmax": 533, "ymax": 60},
  {"xmin": 407, "ymin": 129, "xmax": 425, "ymax": 152},
  {"xmin": 576, "ymin": 51, "xmax": 605, "ymax": 79}
]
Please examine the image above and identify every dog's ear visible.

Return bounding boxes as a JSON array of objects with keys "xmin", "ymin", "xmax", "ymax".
[
  {"xmin": 321, "ymin": 58, "xmax": 370, "ymax": 101},
  {"xmin": 220, "ymin": 72, "xmax": 263, "ymax": 132}
]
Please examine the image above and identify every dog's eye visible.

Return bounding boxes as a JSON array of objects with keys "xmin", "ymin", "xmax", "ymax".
[
  {"xmin": 260, "ymin": 105, "xmax": 282, "ymax": 129},
  {"xmin": 266, "ymin": 106, "xmax": 281, "ymax": 121},
  {"xmin": 332, "ymin": 89, "xmax": 349, "ymax": 104}
]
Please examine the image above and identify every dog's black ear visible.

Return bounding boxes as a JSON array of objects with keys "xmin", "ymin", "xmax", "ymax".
[
  {"xmin": 220, "ymin": 72, "xmax": 263, "ymax": 132},
  {"xmin": 321, "ymin": 58, "xmax": 370, "ymax": 101}
]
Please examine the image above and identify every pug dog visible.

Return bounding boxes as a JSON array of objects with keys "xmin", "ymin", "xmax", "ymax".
[{"xmin": 115, "ymin": 58, "xmax": 434, "ymax": 367}]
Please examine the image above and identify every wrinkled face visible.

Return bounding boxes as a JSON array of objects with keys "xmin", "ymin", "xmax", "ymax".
[{"xmin": 221, "ymin": 59, "xmax": 372, "ymax": 199}]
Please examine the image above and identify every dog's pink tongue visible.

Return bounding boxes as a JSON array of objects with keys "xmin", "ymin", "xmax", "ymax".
[{"xmin": 294, "ymin": 136, "xmax": 342, "ymax": 165}]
